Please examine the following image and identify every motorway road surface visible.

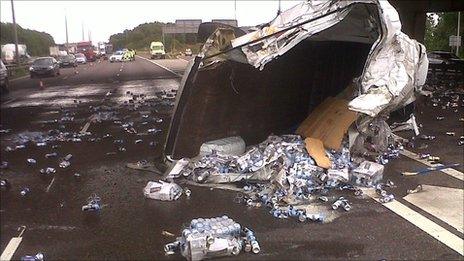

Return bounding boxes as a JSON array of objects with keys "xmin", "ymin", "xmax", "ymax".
[{"xmin": 1, "ymin": 57, "xmax": 463, "ymax": 260}]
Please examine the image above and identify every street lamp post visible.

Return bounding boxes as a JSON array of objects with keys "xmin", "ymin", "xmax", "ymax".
[
  {"xmin": 11, "ymin": 0, "xmax": 20, "ymax": 64},
  {"xmin": 457, "ymin": 12, "xmax": 461, "ymax": 56}
]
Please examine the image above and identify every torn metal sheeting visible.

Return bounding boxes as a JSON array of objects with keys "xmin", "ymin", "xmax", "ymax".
[{"xmin": 164, "ymin": 0, "xmax": 427, "ymax": 159}]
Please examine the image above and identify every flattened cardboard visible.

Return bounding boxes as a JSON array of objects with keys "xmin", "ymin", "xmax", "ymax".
[
  {"xmin": 305, "ymin": 137, "xmax": 331, "ymax": 169},
  {"xmin": 297, "ymin": 97, "xmax": 358, "ymax": 150}
]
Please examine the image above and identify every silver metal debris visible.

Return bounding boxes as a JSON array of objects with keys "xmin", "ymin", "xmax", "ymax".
[{"xmin": 143, "ymin": 180, "xmax": 182, "ymax": 201}]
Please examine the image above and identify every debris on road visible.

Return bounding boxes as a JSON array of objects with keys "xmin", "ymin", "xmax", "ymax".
[
  {"xmin": 20, "ymin": 252, "xmax": 44, "ymax": 261},
  {"xmin": 402, "ymin": 163, "xmax": 460, "ymax": 176},
  {"xmin": 27, "ymin": 158, "xmax": 37, "ymax": 164},
  {"xmin": 20, "ymin": 187, "xmax": 30, "ymax": 196},
  {"xmin": 162, "ymin": 230, "xmax": 175, "ymax": 237},
  {"xmin": 184, "ymin": 187, "xmax": 191, "ymax": 198},
  {"xmin": 167, "ymin": 134, "xmax": 398, "ymax": 222},
  {"xmin": 352, "ymin": 161, "xmax": 384, "ymax": 187},
  {"xmin": 45, "ymin": 152, "xmax": 58, "ymax": 158},
  {"xmin": 40, "ymin": 167, "xmax": 56, "ymax": 175},
  {"xmin": 165, "ymin": 216, "xmax": 259, "ymax": 260},
  {"xmin": 1, "ymin": 161, "xmax": 9, "ymax": 169},
  {"xmin": 407, "ymin": 184, "xmax": 423, "ymax": 194},
  {"xmin": 1, "ymin": 179, "xmax": 10, "ymax": 190},
  {"xmin": 143, "ymin": 180, "xmax": 182, "ymax": 201},
  {"xmin": 82, "ymin": 194, "xmax": 102, "ymax": 211}
]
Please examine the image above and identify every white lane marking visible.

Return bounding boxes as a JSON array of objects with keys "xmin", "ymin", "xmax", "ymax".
[
  {"xmin": 2, "ymin": 98, "xmax": 17, "ymax": 105},
  {"xmin": 45, "ymin": 176, "xmax": 55, "ymax": 192},
  {"xmin": 136, "ymin": 55, "xmax": 182, "ymax": 78},
  {"xmin": 404, "ymin": 185, "xmax": 463, "ymax": 233},
  {"xmin": 63, "ymin": 76, "xmax": 68, "ymax": 80},
  {"xmin": 0, "ymin": 237, "xmax": 22, "ymax": 261},
  {"xmin": 10, "ymin": 75, "xmax": 29, "ymax": 82},
  {"xmin": 400, "ymin": 149, "xmax": 464, "ymax": 181},
  {"xmin": 1, "ymin": 226, "xmax": 26, "ymax": 261},
  {"xmin": 364, "ymin": 189, "xmax": 463, "ymax": 256}
]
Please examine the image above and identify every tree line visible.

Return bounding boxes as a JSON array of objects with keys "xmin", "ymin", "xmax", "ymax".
[
  {"xmin": 1, "ymin": 22, "xmax": 55, "ymax": 56},
  {"xmin": 108, "ymin": 22, "xmax": 199, "ymax": 52},
  {"xmin": 425, "ymin": 12, "xmax": 463, "ymax": 58}
]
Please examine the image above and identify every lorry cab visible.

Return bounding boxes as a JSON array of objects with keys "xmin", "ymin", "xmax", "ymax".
[{"xmin": 150, "ymin": 42, "xmax": 165, "ymax": 59}]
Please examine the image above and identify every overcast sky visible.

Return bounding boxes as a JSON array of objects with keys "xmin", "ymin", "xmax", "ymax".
[{"xmin": 1, "ymin": 1, "xmax": 300, "ymax": 44}]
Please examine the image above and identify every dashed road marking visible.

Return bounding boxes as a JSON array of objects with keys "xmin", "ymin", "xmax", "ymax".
[
  {"xmin": 2, "ymin": 98, "xmax": 17, "ymax": 106},
  {"xmin": 45, "ymin": 176, "xmax": 55, "ymax": 192},
  {"xmin": 10, "ymin": 75, "xmax": 29, "ymax": 82},
  {"xmin": 364, "ymin": 189, "xmax": 463, "ymax": 256},
  {"xmin": 136, "ymin": 55, "xmax": 182, "ymax": 78},
  {"xmin": 400, "ymin": 149, "xmax": 464, "ymax": 181}
]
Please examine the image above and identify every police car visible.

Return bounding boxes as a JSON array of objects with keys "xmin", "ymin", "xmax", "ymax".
[{"xmin": 109, "ymin": 50, "xmax": 125, "ymax": 63}]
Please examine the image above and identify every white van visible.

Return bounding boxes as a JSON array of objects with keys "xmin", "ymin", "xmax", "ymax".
[{"xmin": 150, "ymin": 41, "xmax": 165, "ymax": 59}]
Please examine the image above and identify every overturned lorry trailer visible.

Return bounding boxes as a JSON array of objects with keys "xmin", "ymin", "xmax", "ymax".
[{"xmin": 164, "ymin": 0, "xmax": 428, "ymax": 160}]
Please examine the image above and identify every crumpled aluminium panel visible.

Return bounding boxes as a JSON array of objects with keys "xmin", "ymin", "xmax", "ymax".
[{"xmin": 225, "ymin": 0, "xmax": 428, "ymax": 117}]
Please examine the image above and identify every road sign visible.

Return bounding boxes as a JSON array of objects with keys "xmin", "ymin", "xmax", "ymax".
[{"xmin": 449, "ymin": 35, "xmax": 461, "ymax": 47}]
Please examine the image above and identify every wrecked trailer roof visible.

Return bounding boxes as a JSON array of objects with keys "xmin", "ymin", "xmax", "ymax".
[{"xmin": 164, "ymin": 0, "xmax": 428, "ymax": 159}]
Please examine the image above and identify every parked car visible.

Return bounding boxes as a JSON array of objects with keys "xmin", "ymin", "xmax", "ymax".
[
  {"xmin": 185, "ymin": 48, "xmax": 193, "ymax": 56},
  {"xmin": 427, "ymin": 51, "xmax": 464, "ymax": 66},
  {"xmin": 109, "ymin": 50, "xmax": 124, "ymax": 62},
  {"xmin": 75, "ymin": 53, "xmax": 87, "ymax": 64},
  {"xmin": 29, "ymin": 57, "xmax": 60, "ymax": 78},
  {"xmin": 58, "ymin": 54, "xmax": 77, "ymax": 67},
  {"xmin": 0, "ymin": 60, "xmax": 9, "ymax": 93}
]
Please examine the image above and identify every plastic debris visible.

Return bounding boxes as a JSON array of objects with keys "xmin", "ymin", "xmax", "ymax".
[
  {"xmin": 166, "ymin": 158, "xmax": 190, "ymax": 179},
  {"xmin": 143, "ymin": 180, "xmax": 182, "ymax": 201},
  {"xmin": 1, "ymin": 161, "xmax": 8, "ymax": 169},
  {"xmin": 64, "ymin": 154, "xmax": 73, "ymax": 161},
  {"xmin": 20, "ymin": 252, "xmax": 44, "ymax": 261},
  {"xmin": 352, "ymin": 161, "xmax": 384, "ymax": 187},
  {"xmin": 59, "ymin": 160, "xmax": 71, "ymax": 168},
  {"xmin": 379, "ymin": 194, "xmax": 395, "ymax": 203},
  {"xmin": 1, "ymin": 179, "xmax": 10, "ymax": 190},
  {"xmin": 402, "ymin": 163, "xmax": 460, "ymax": 176},
  {"xmin": 420, "ymin": 135, "xmax": 436, "ymax": 141},
  {"xmin": 332, "ymin": 197, "xmax": 351, "ymax": 211},
  {"xmin": 45, "ymin": 152, "xmax": 58, "ymax": 158},
  {"xmin": 184, "ymin": 188, "xmax": 191, "ymax": 197},
  {"xmin": 20, "ymin": 187, "xmax": 30, "ymax": 196},
  {"xmin": 165, "ymin": 216, "xmax": 258, "ymax": 260},
  {"xmin": 200, "ymin": 136, "xmax": 246, "ymax": 156},
  {"xmin": 162, "ymin": 230, "xmax": 175, "ymax": 237},
  {"xmin": 40, "ymin": 167, "xmax": 56, "ymax": 175},
  {"xmin": 82, "ymin": 194, "xmax": 101, "ymax": 211},
  {"xmin": 176, "ymin": 134, "xmax": 396, "ymax": 222},
  {"xmin": 407, "ymin": 184, "xmax": 423, "ymax": 194},
  {"xmin": 27, "ymin": 158, "xmax": 37, "ymax": 164}
]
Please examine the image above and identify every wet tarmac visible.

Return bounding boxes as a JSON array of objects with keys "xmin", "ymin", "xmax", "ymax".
[{"xmin": 1, "ymin": 59, "xmax": 463, "ymax": 260}]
